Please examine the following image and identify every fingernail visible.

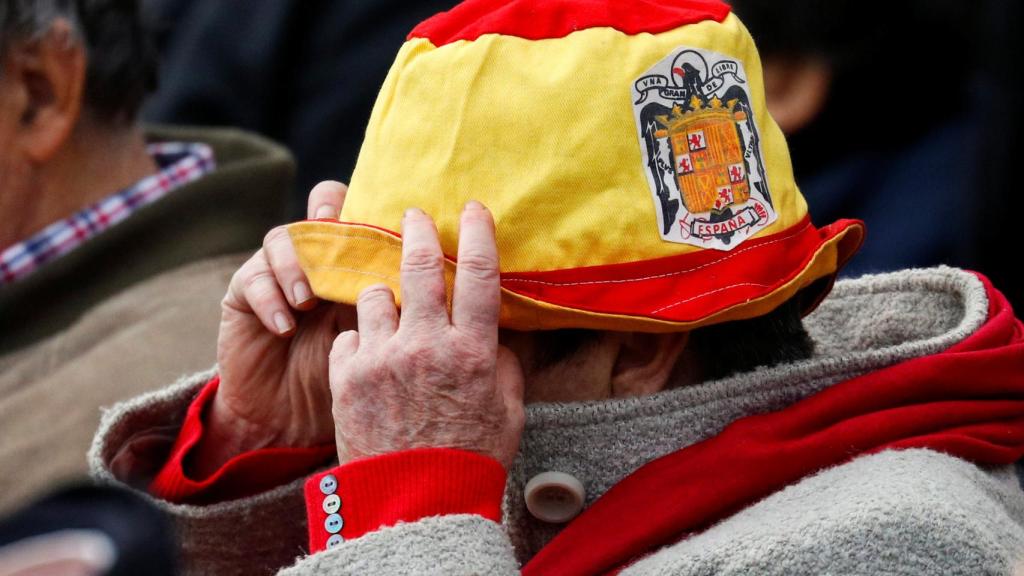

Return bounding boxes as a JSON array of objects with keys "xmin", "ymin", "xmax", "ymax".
[
  {"xmin": 315, "ymin": 204, "xmax": 338, "ymax": 220},
  {"xmin": 464, "ymin": 200, "xmax": 485, "ymax": 212},
  {"xmin": 404, "ymin": 207, "xmax": 424, "ymax": 219},
  {"xmin": 293, "ymin": 281, "xmax": 312, "ymax": 305},
  {"xmin": 274, "ymin": 311, "xmax": 294, "ymax": 334}
]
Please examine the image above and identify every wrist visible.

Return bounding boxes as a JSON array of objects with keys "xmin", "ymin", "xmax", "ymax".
[
  {"xmin": 191, "ymin": 389, "xmax": 279, "ymax": 478},
  {"xmin": 306, "ymin": 448, "xmax": 507, "ymax": 552}
]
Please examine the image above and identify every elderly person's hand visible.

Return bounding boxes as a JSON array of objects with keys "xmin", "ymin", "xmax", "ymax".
[
  {"xmin": 192, "ymin": 181, "xmax": 353, "ymax": 476},
  {"xmin": 329, "ymin": 202, "xmax": 526, "ymax": 469}
]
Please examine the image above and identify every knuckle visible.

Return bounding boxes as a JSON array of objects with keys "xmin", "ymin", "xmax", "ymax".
[
  {"xmin": 232, "ymin": 253, "xmax": 263, "ymax": 285},
  {"xmin": 331, "ymin": 330, "xmax": 357, "ymax": 353},
  {"xmin": 224, "ymin": 270, "xmax": 248, "ymax": 307},
  {"xmin": 228, "ymin": 267, "xmax": 247, "ymax": 289},
  {"xmin": 457, "ymin": 251, "xmax": 499, "ymax": 279},
  {"xmin": 358, "ymin": 284, "xmax": 394, "ymax": 304},
  {"xmin": 311, "ymin": 180, "xmax": 347, "ymax": 198},
  {"xmin": 402, "ymin": 247, "xmax": 443, "ymax": 274},
  {"xmin": 219, "ymin": 292, "xmax": 236, "ymax": 313},
  {"xmin": 262, "ymin": 225, "xmax": 290, "ymax": 249},
  {"xmin": 243, "ymin": 268, "xmax": 277, "ymax": 292},
  {"xmin": 403, "ymin": 340, "xmax": 437, "ymax": 364},
  {"xmin": 243, "ymin": 271, "xmax": 281, "ymax": 307},
  {"xmin": 330, "ymin": 335, "xmax": 359, "ymax": 368}
]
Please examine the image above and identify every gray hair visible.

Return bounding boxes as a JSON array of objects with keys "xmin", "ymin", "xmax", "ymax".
[
  {"xmin": 0, "ymin": 0, "xmax": 156, "ymax": 124},
  {"xmin": 0, "ymin": 1, "xmax": 81, "ymax": 52}
]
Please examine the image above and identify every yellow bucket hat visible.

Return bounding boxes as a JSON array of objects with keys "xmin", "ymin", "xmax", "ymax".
[{"xmin": 287, "ymin": 0, "xmax": 864, "ymax": 332}]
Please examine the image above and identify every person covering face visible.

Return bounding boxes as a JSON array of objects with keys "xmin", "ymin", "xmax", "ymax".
[{"xmin": 88, "ymin": 1, "xmax": 1024, "ymax": 575}]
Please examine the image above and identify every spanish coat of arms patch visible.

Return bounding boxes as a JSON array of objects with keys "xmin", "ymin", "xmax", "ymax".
[{"xmin": 632, "ymin": 47, "xmax": 776, "ymax": 250}]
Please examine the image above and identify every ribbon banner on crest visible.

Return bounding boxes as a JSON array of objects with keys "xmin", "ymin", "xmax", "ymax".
[
  {"xmin": 687, "ymin": 205, "xmax": 764, "ymax": 240},
  {"xmin": 634, "ymin": 60, "xmax": 745, "ymax": 104}
]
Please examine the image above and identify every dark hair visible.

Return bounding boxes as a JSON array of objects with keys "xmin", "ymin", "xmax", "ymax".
[
  {"xmin": 0, "ymin": 0, "xmax": 156, "ymax": 124},
  {"xmin": 684, "ymin": 295, "xmax": 814, "ymax": 381},
  {"xmin": 532, "ymin": 296, "xmax": 814, "ymax": 383}
]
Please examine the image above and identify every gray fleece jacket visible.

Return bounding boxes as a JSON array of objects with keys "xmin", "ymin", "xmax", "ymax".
[{"xmin": 89, "ymin": 267, "xmax": 1024, "ymax": 575}]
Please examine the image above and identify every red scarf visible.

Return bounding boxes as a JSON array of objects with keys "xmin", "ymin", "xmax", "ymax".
[{"xmin": 524, "ymin": 273, "xmax": 1024, "ymax": 576}]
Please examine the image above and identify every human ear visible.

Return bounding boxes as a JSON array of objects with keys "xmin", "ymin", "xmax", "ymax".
[
  {"xmin": 609, "ymin": 332, "xmax": 689, "ymax": 398},
  {"xmin": 7, "ymin": 19, "xmax": 86, "ymax": 163},
  {"xmin": 762, "ymin": 55, "xmax": 832, "ymax": 135}
]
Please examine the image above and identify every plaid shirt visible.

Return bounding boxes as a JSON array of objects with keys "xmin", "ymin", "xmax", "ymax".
[{"xmin": 0, "ymin": 142, "xmax": 216, "ymax": 286}]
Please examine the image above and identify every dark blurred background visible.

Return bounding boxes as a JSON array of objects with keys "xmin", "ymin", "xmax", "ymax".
[
  {"xmin": 139, "ymin": 0, "xmax": 459, "ymax": 214},
  {"xmin": 138, "ymin": 0, "xmax": 1022, "ymax": 309},
  {"xmin": 730, "ymin": 0, "xmax": 1022, "ymax": 308}
]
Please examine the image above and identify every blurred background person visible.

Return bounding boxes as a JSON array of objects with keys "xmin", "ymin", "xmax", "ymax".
[
  {"xmin": 730, "ymin": 0, "xmax": 1021, "ymax": 309},
  {"xmin": 0, "ymin": 484, "xmax": 177, "ymax": 576},
  {"xmin": 141, "ymin": 0, "xmax": 460, "ymax": 217},
  {"xmin": 0, "ymin": 0, "xmax": 291, "ymax": 513}
]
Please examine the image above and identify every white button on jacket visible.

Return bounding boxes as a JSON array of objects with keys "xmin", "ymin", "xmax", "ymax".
[
  {"xmin": 325, "ymin": 513, "xmax": 345, "ymax": 534},
  {"xmin": 319, "ymin": 474, "xmax": 338, "ymax": 495},
  {"xmin": 524, "ymin": 471, "xmax": 586, "ymax": 524},
  {"xmin": 323, "ymin": 494, "xmax": 342, "ymax": 514}
]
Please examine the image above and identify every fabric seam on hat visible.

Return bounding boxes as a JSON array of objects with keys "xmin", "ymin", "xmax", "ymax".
[
  {"xmin": 650, "ymin": 282, "xmax": 771, "ymax": 314},
  {"xmin": 289, "ymin": 219, "xmax": 813, "ymax": 284},
  {"xmin": 500, "ymin": 228, "xmax": 851, "ymax": 323},
  {"xmin": 503, "ymin": 221, "xmax": 813, "ymax": 287},
  {"xmin": 288, "ymin": 220, "xmax": 855, "ymax": 326}
]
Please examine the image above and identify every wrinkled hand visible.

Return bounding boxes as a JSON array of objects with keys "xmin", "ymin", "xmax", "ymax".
[
  {"xmin": 193, "ymin": 181, "xmax": 354, "ymax": 476},
  {"xmin": 329, "ymin": 202, "xmax": 525, "ymax": 469}
]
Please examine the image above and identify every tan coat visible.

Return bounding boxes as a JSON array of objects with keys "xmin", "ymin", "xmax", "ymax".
[{"xmin": 0, "ymin": 126, "xmax": 293, "ymax": 514}]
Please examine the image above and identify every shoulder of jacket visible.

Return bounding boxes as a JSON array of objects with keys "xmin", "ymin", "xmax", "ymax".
[{"xmin": 628, "ymin": 449, "xmax": 1024, "ymax": 576}]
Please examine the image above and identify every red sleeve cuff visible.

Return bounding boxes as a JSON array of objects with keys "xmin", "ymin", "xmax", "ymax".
[
  {"xmin": 305, "ymin": 448, "xmax": 507, "ymax": 553},
  {"xmin": 149, "ymin": 375, "xmax": 336, "ymax": 504}
]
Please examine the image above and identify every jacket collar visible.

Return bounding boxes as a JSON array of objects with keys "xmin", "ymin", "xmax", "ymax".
[
  {"xmin": 0, "ymin": 126, "xmax": 293, "ymax": 353},
  {"xmin": 506, "ymin": 267, "xmax": 991, "ymax": 561}
]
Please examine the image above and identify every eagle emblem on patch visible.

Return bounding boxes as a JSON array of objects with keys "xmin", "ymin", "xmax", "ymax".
[{"xmin": 632, "ymin": 47, "xmax": 776, "ymax": 250}]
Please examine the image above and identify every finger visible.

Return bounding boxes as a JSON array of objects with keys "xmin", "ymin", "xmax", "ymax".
[
  {"xmin": 330, "ymin": 330, "xmax": 360, "ymax": 367},
  {"xmin": 307, "ymin": 181, "xmax": 349, "ymax": 220},
  {"xmin": 225, "ymin": 250, "xmax": 296, "ymax": 336},
  {"xmin": 262, "ymin": 225, "xmax": 316, "ymax": 310},
  {"xmin": 356, "ymin": 284, "xmax": 399, "ymax": 346},
  {"xmin": 452, "ymin": 201, "xmax": 500, "ymax": 344},
  {"xmin": 329, "ymin": 331, "xmax": 360, "ymax": 399},
  {"xmin": 399, "ymin": 208, "xmax": 449, "ymax": 329}
]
